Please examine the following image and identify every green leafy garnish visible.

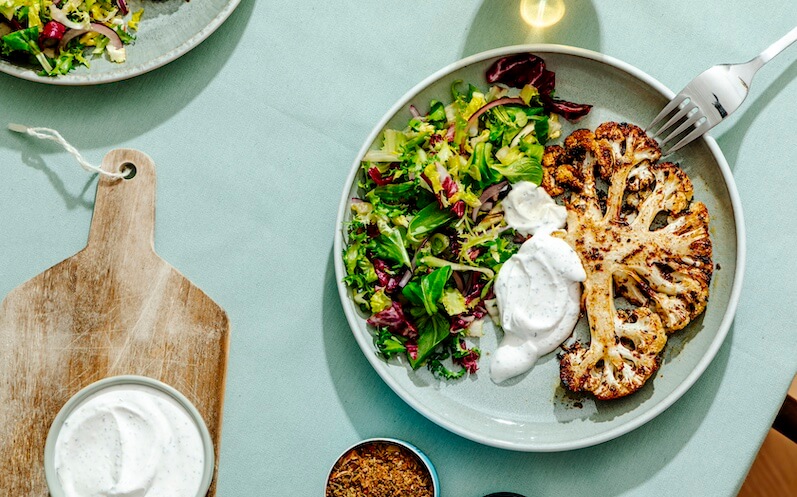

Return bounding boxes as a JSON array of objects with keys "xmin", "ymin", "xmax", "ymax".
[
  {"xmin": 1, "ymin": 26, "xmax": 52, "ymax": 74},
  {"xmin": 409, "ymin": 313, "xmax": 450, "ymax": 369},
  {"xmin": 372, "ymin": 225, "xmax": 412, "ymax": 268},
  {"xmin": 374, "ymin": 329, "xmax": 406, "ymax": 359},
  {"xmin": 402, "ymin": 266, "xmax": 452, "ymax": 316},
  {"xmin": 407, "ymin": 202, "xmax": 456, "ymax": 243},
  {"xmin": 491, "ymin": 156, "xmax": 543, "ymax": 184}
]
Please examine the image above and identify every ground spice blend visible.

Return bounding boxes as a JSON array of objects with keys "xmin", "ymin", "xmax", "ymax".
[{"xmin": 326, "ymin": 441, "xmax": 435, "ymax": 497}]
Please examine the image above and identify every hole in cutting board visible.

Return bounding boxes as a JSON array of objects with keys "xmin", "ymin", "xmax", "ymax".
[{"xmin": 121, "ymin": 162, "xmax": 137, "ymax": 180}]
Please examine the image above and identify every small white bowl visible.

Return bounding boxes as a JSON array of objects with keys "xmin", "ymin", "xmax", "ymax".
[
  {"xmin": 44, "ymin": 375, "xmax": 215, "ymax": 497},
  {"xmin": 326, "ymin": 438, "xmax": 440, "ymax": 496}
]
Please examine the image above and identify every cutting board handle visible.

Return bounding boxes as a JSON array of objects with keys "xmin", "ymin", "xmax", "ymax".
[{"xmin": 85, "ymin": 149, "xmax": 156, "ymax": 257}]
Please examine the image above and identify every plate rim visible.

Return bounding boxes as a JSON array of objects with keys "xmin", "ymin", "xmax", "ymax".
[
  {"xmin": 333, "ymin": 43, "xmax": 747, "ymax": 451},
  {"xmin": 0, "ymin": 0, "xmax": 241, "ymax": 86}
]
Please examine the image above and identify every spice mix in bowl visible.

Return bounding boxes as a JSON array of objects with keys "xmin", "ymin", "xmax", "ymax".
[{"xmin": 326, "ymin": 438, "xmax": 439, "ymax": 497}]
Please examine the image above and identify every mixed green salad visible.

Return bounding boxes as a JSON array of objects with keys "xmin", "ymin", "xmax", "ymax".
[
  {"xmin": 0, "ymin": 0, "xmax": 143, "ymax": 76},
  {"xmin": 342, "ymin": 54, "xmax": 591, "ymax": 379}
]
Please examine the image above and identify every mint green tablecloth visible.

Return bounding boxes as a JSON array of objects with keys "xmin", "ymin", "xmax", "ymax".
[{"xmin": 1, "ymin": 1, "xmax": 796, "ymax": 495}]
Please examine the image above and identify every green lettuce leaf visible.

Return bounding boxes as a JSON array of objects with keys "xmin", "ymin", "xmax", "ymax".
[
  {"xmin": 427, "ymin": 350, "xmax": 467, "ymax": 380},
  {"xmin": 521, "ymin": 141, "xmax": 545, "ymax": 163},
  {"xmin": 467, "ymin": 142, "xmax": 501, "ymax": 189},
  {"xmin": 1, "ymin": 26, "xmax": 53, "ymax": 74},
  {"xmin": 427, "ymin": 100, "xmax": 446, "ymax": 123},
  {"xmin": 409, "ymin": 313, "xmax": 450, "ymax": 369},
  {"xmin": 420, "ymin": 265, "xmax": 452, "ymax": 315},
  {"xmin": 491, "ymin": 156, "xmax": 543, "ymax": 184},
  {"xmin": 374, "ymin": 329, "xmax": 406, "ymax": 359},
  {"xmin": 368, "ymin": 182, "xmax": 418, "ymax": 204},
  {"xmin": 407, "ymin": 202, "xmax": 455, "ymax": 243},
  {"xmin": 401, "ymin": 281, "xmax": 424, "ymax": 307},
  {"xmin": 1, "ymin": 27, "xmax": 38, "ymax": 54},
  {"xmin": 402, "ymin": 265, "xmax": 452, "ymax": 316},
  {"xmin": 372, "ymin": 225, "xmax": 412, "ymax": 268},
  {"xmin": 534, "ymin": 115, "xmax": 549, "ymax": 144}
]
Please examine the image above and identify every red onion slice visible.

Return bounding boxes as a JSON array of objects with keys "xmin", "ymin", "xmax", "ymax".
[
  {"xmin": 478, "ymin": 180, "xmax": 508, "ymax": 205},
  {"xmin": 471, "ymin": 180, "xmax": 508, "ymax": 222},
  {"xmin": 7, "ymin": 17, "xmax": 23, "ymax": 30},
  {"xmin": 451, "ymin": 271, "xmax": 465, "ymax": 293},
  {"xmin": 465, "ymin": 97, "xmax": 525, "ymax": 130},
  {"xmin": 398, "ymin": 270, "xmax": 412, "ymax": 288},
  {"xmin": 58, "ymin": 23, "xmax": 123, "ymax": 56},
  {"xmin": 89, "ymin": 22, "xmax": 123, "ymax": 49},
  {"xmin": 58, "ymin": 28, "xmax": 88, "ymax": 51},
  {"xmin": 410, "ymin": 238, "xmax": 429, "ymax": 270},
  {"xmin": 444, "ymin": 123, "xmax": 456, "ymax": 142}
]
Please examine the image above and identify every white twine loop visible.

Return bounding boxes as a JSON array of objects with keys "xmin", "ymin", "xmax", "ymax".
[{"xmin": 8, "ymin": 123, "xmax": 128, "ymax": 179}]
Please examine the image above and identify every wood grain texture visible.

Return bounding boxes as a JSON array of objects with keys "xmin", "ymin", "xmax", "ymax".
[
  {"xmin": 0, "ymin": 149, "xmax": 230, "ymax": 496},
  {"xmin": 738, "ymin": 378, "xmax": 797, "ymax": 497},
  {"xmin": 739, "ymin": 429, "xmax": 797, "ymax": 497}
]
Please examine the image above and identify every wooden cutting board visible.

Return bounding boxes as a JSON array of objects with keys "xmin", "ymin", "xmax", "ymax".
[{"xmin": 0, "ymin": 149, "xmax": 230, "ymax": 496}]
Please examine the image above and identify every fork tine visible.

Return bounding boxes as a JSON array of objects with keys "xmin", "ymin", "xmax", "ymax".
[
  {"xmin": 662, "ymin": 121, "xmax": 711, "ymax": 156},
  {"xmin": 659, "ymin": 111, "xmax": 706, "ymax": 147},
  {"xmin": 647, "ymin": 95, "xmax": 688, "ymax": 133},
  {"xmin": 653, "ymin": 101, "xmax": 698, "ymax": 139}
]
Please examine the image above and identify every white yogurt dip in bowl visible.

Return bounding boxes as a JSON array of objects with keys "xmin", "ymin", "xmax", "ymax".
[{"xmin": 44, "ymin": 375, "xmax": 214, "ymax": 497}]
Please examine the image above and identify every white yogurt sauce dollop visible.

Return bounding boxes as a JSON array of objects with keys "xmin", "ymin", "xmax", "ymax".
[
  {"xmin": 54, "ymin": 384, "xmax": 206, "ymax": 497},
  {"xmin": 491, "ymin": 181, "xmax": 586, "ymax": 383},
  {"xmin": 502, "ymin": 180, "xmax": 567, "ymax": 237}
]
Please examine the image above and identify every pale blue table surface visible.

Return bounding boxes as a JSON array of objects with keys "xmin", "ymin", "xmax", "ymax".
[{"xmin": 1, "ymin": 1, "xmax": 796, "ymax": 495}]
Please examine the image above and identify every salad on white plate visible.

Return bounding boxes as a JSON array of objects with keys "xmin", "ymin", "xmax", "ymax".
[
  {"xmin": 0, "ymin": 0, "xmax": 143, "ymax": 76},
  {"xmin": 342, "ymin": 54, "xmax": 592, "ymax": 380}
]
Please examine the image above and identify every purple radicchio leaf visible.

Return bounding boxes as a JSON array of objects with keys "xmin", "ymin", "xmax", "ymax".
[{"xmin": 486, "ymin": 53, "xmax": 592, "ymax": 121}]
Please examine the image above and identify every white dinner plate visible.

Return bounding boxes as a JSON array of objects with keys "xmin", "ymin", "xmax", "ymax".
[
  {"xmin": 333, "ymin": 45, "xmax": 745, "ymax": 451},
  {"xmin": 0, "ymin": 0, "xmax": 239, "ymax": 85}
]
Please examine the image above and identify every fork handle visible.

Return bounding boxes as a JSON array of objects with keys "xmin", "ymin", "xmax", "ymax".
[{"xmin": 756, "ymin": 25, "xmax": 797, "ymax": 66}]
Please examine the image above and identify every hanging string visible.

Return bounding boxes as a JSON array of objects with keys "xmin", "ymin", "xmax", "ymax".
[{"xmin": 8, "ymin": 124, "xmax": 128, "ymax": 179}]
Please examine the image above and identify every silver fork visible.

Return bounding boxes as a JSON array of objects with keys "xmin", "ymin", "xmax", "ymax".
[{"xmin": 648, "ymin": 25, "xmax": 797, "ymax": 156}]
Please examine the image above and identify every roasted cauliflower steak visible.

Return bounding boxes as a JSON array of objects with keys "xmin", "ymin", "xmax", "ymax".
[{"xmin": 544, "ymin": 122, "xmax": 713, "ymax": 400}]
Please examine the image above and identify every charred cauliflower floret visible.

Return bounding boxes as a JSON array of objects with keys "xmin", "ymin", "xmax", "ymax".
[{"xmin": 546, "ymin": 122, "xmax": 713, "ymax": 400}]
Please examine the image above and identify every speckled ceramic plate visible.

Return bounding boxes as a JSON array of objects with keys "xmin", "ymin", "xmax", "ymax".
[
  {"xmin": 0, "ymin": 0, "xmax": 239, "ymax": 85},
  {"xmin": 334, "ymin": 45, "xmax": 746, "ymax": 451}
]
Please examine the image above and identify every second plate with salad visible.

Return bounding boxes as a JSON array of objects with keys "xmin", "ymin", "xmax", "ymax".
[
  {"xmin": 333, "ymin": 44, "xmax": 744, "ymax": 451},
  {"xmin": 0, "ymin": 0, "xmax": 239, "ymax": 84}
]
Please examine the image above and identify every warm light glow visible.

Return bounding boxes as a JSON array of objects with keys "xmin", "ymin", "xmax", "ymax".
[{"xmin": 520, "ymin": 0, "xmax": 566, "ymax": 28}]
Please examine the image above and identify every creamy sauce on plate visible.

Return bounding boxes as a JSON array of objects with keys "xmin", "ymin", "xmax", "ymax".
[
  {"xmin": 502, "ymin": 180, "xmax": 567, "ymax": 237},
  {"xmin": 492, "ymin": 181, "xmax": 586, "ymax": 383}
]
